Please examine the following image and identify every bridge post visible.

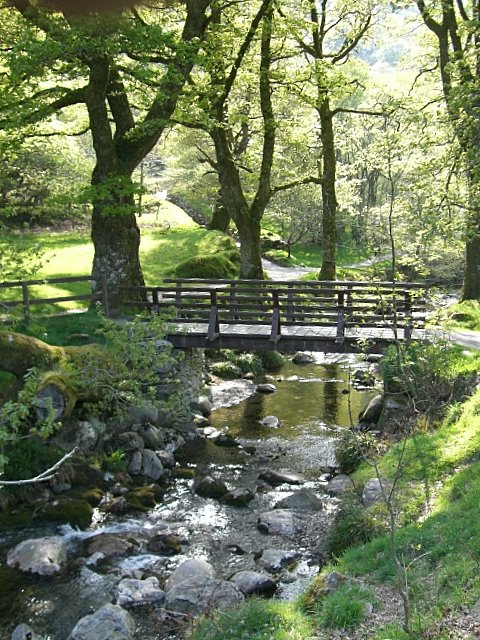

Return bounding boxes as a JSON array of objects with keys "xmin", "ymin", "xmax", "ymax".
[
  {"xmin": 207, "ymin": 289, "xmax": 220, "ymax": 342},
  {"xmin": 404, "ymin": 291, "xmax": 413, "ymax": 340},
  {"xmin": 287, "ymin": 284, "xmax": 294, "ymax": 323},
  {"xmin": 229, "ymin": 282, "xmax": 239, "ymax": 319},
  {"xmin": 151, "ymin": 288, "xmax": 159, "ymax": 314},
  {"xmin": 336, "ymin": 290, "xmax": 345, "ymax": 343},
  {"xmin": 270, "ymin": 290, "xmax": 281, "ymax": 343}
]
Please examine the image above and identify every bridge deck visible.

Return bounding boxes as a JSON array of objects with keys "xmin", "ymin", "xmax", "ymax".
[{"xmin": 167, "ymin": 321, "xmax": 428, "ymax": 353}]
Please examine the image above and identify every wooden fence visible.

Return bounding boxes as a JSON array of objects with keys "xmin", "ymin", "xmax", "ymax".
[{"xmin": 0, "ymin": 275, "xmax": 108, "ymax": 320}]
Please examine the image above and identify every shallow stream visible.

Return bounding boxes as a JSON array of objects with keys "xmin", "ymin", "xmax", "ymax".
[{"xmin": 0, "ymin": 352, "xmax": 377, "ymax": 640}]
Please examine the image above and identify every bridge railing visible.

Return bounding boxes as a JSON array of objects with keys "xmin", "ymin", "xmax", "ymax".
[{"xmin": 119, "ymin": 278, "xmax": 428, "ymax": 344}]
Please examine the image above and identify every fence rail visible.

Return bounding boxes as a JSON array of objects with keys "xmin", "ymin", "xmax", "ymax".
[{"xmin": 0, "ymin": 275, "xmax": 108, "ymax": 320}]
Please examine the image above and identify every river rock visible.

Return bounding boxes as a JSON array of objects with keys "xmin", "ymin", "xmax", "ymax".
[
  {"xmin": 292, "ymin": 352, "xmax": 315, "ymax": 364},
  {"xmin": 99, "ymin": 496, "xmax": 128, "ymax": 515},
  {"xmin": 138, "ymin": 424, "xmax": 164, "ymax": 449},
  {"xmin": 146, "ymin": 533, "xmax": 182, "ymax": 555},
  {"xmin": 127, "ymin": 451, "xmax": 143, "ymax": 475},
  {"xmin": 358, "ymin": 394, "xmax": 384, "ymax": 426},
  {"xmin": 214, "ymin": 433, "xmax": 239, "ymax": 447},
  {"xmin": 87, "ymin": 534, "xmax": 139, "ymax": 558},
  {"xmin": 194, "ymin": 474, "xmax": 228, "ymax": 499},
  {"xmin": 7, "ymin": 536, "xmax": 67, "ymax": 576},
  {"xmin": 191, "ymin": 395, "xmax": 212, "ymax": 417},
  {"xmin": 259, "ymin": 415, "xmax": 280, "ymax": 428},
  {"xmin": 258, "ymin": 470, "xmax": 306, "ymax": 486},
  {"xmin": 257, "ymin": 383, "xmax": 276, "ymax": 394},
  {"xmin": 353, "ymin": 369, "xmax": 376, "ymax": 387},
  {"xmin": 273, "ymin": 488, "xmax": 323, "ymax": 511},
  {"xmin": 193, "ymin": 413, "xmax": 211, "ymax": 428},
  {"xmin": 69, "ymin": 603, "xmax": 135, "ymax": 640},
  {"xmin": 129, "ymin": 403, "xmax": 158, "ymax": 425},
  {"xmin": 118, "ymin": 431, "xmax": 145, "ymax": 452},
  {"xmin": 156, "ymin": 450, "xmax": 176, "ymax": 468},
  {"xmin": 141, "ymin": 449, "xmax": 165, "ymax": 480},
  {"xmin": 165, "ymin": 576, "xmax": 243, "ymax": 616},
  {"xmin": 255, "ymin": 549, "xmax": 302, "ymax": 573},
  {"xmin": 11, "ymin": 624, "xmax": 44, "ymax": 640},
  {"xmin": 362, "ymin": 478, "xmax": 389, "ymax": 507},
  {"xmin": 165, "ymin": 558, "xmax": 216, "ymax": 591},
  {"xmin": 326, "ymin": 474, "xmax": 352, "ymax": 497},
  {"xmin": 257, "ymin": 510, "xmax": 298, "ymax": 536},
  {"xmin": 115, "ymin": 577, "xmax": 165, "ymax": 607},
  {"xmin": 230, "ymin": 571, "xmax": 277, "ymax": 597},
  {"xmin": 220, "ymin": 487, "xmax": 255, "ymax": 506}
]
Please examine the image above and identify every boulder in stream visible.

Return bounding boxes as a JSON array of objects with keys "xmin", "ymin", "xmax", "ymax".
[
  {"xmin": 165, "ymin": 558, "xmax": 215, "ymax": 591},
  {"xmin": 255, "ymin": 549, "xmax": 302, "ymax": 573},
  {"xmin": 292, "ymin": 352, "xmax": 315, "ymax": 364},
  {"xmin": 230, "ymin": 570, "xmax": 277, "ymax": 597},
  {"xmin": 165, "ymin": 576, "xmax": 244, "ymax": 616},
  {"xmin": 86, "ymin": 533, "xmax": 140, "ymax": 558},
  {"xmin": 194, "ymin": 474, "xmax": 228, "ymax": 499},
  {"xmin": 257, "ymin": 509, "xmax": 299, "ymax": 536},
  {"xmin": 115, "ymin": 577, "xmax": 165, "ymax": 607},
  {"xmin": 273, "ymin": 488, "xmax": 323, "ymax": 512},
  {"xmin": 69, "ymin": 603, "xmax": 135, "ymax": 640},
  {"xmin": 259, "ymin": 415, "xmax": 280, "ymax": 428},
  {"xmin": 257, "ymin": 383, "xmax": 277, "ymax": 394},
  {"xmin": 146, "ymin": 533, "xmax": 182, "ymax": 555},
  {"xmin": 220, "ymin": 487, "xmax": 255, "ymax": 507},
  {"xmin": 358, "ymin": 394, "xmax": 384, "ymax": 427},
  {"xmin": 7, "ymin": 536, "xmax": 67, "ymax": 576},
  {"xmin": 258, "ymin": 469, "xmax": 306, "ymax": 486}
]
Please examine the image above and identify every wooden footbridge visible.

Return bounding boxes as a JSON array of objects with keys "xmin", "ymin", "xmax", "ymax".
[{"xmin": 121, "ymin": 278, "xmax": 429, "ymax": 354}]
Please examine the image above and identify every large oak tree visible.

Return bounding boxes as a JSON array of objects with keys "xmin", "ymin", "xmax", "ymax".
[{"xmin": 1, "ymin": 0, "xmax": 211, "ymax": 300}]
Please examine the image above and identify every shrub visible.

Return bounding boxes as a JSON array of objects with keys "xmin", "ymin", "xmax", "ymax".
[
  {"xmin": 210, "ymin": 361, "xmax": 242, "ymax": 379},
  {"xmin": 379, "ymin": 342, "xmax": 473, "ymax": 416},
  {"xmin": 1, "ymin": 438, "xmax": 64, "ymax": 481},
  {"xmin": 258, "ymin": 350, "xmax": 285, "ymax": 371},
  {"xmin": 325, "ymin": 498, "xmax": 385, "ymax": 558},
  {"xmin": 315, "ymin": 583, "xmax": 374, "ymax": 629},
  {"xmin": 335, "ymin": 430, "xmax": 378, "ymax": 475}
]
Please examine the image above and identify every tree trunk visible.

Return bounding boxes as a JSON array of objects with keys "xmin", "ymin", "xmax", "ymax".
[
  {"xmin": 318, "ymin": 99, "xmax": 338, "ymax": 281},
  {"xmin": 91, "ymin": 183, "xmax": 145, "ymax": 305},
  {"xmin": 236, "ymin": 217, "xmax": 263, "ymax": 279},
  {"xmin": 208, "ymin": 196, "xmax": 231, "ymax": 232},
  {"xmin": 462, "ymin": 227, "xmax": 480, "ymax": 300}
]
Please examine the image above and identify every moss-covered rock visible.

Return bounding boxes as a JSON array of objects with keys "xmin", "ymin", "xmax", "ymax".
[
  {"xmin": 173, "ymin": 253, "xmax": 239, "ymax": 279},
  {"xmin": 80, "ymin": 487, "xmax": 105, "ymax": 507},
  {"xmin": 37, "ymin": 496, "xmax": 93, "ymax": 529},
  {"xmin": 126, "ymin": 484, "xmax": 165, "ymax": 511}
]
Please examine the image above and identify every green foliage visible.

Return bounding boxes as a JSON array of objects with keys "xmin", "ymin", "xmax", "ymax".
[
  {"xmin": 315, "ymin": 583, "xmax": 374, "ymax": 629},
  {"xmin": 257, "ymin": 350, "xmax": 285, "ymax": 371},
  {"xmin": 1, "ymin": 437, "xmax": 64, "ymax": 481},
  {"xmin": 326, "ymin": 497, "xmax": 385, "ymax": 558},
  {"xmin": 436, "ymin": 300, "xmax": 480, "ymax": 332},
  {"xmin": 335, "ymin": 430, "xmax": 378, "ymax": 475},
  {"xmin": 263, "ymin": 250, "xmax": 294, "ymax": 266},
  {"xmin": 100, "ymin": 449, "xmax": 126, "ymax": 473},
  {"xmin": 191, "ymin": 599, "xmax": 314, "ymax": 640},
  {"xmin": 379, "ymin": 342, "xmax": 475, "ymax": 415},
  {"xmin": 210, "ymin": 361, "xmax": 242, "ymax": 380}
]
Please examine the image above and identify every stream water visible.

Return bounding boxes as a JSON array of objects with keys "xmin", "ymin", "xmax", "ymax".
[{"xmin": 0, "ymin": 352, "xmax": 376, "ymax": 640}]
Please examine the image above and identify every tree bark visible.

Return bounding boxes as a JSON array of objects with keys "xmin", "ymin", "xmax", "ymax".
[
  {"xmin": 208, "ymin": 196, "xmax": 231, "ymax": 232},
  {"xmin": 236, "ymin": 216, "xmax": 263, "ymax": 279},
  {"xmin": 318, "ymin": 98, "xmax": 338, "ymax": 281},
  {"xmin": 463, "ymin": 225, "xmax": 480, "ymax": 300}
]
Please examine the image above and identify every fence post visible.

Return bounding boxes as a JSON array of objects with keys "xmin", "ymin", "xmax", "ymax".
[
  {"xmin": 100, "ymin": 275, "xmax": 109, "ymax": 317},
  {"xmin": 270, "ymin": 289, "xmax": 281, "ymax": 343},
  {"xmin": 336, "ymin": 290, "xmax": 345, "ymax": 343},
  {"xmin": 22, "ymin": 282, "xmax": 30, "ymax": 321},
  {"xmin": 207, "ymin": 289, "xmax": 220, "ymax": 341},
  {"xmin": 229, "ymin": 282, "xmax": 238, "ymax": 319},
  {"xmin": 152, "ymin": 288, "xmax": 159, "ymax": 314}
]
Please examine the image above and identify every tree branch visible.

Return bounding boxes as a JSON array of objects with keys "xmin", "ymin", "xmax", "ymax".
[
  {"xmin": 271, "ymin": 175, "xmax": 323, "ymax": 196},
  {"xmin": 0, "ymin": 447, "xmax": 77, "ymax": 486}
]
